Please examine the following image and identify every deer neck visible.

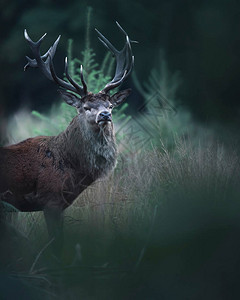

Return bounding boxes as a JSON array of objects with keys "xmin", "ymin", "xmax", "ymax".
[{"xmin": 53, "ymin": 115, "xmax": 118, "ymax": 179}]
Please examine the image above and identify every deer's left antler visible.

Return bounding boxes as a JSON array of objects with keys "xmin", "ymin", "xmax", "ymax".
[{"xmin": 95, "ymin": 21, "xmax": 137, "ymax": 94}]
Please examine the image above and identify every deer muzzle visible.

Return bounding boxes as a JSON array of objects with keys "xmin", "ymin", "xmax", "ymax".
[{"xmin": 97, "ymin": 111, "xmax": 112, "ymax": 125}]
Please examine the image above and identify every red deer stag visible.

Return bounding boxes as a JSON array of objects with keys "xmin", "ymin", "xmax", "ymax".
[{"xmin": 0, "ymin": 22, "xmax": 135, "ymax": 255}]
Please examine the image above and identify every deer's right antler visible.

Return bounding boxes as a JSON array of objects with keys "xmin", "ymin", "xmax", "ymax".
[{"xmin": 24, "ymin": 30, "xmax": 88, "ymax": 97}]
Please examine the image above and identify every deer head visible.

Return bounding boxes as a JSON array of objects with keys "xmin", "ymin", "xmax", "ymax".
[{"xmin": 24, "ymin": 22, "xmax": 135, "ymax": 132}]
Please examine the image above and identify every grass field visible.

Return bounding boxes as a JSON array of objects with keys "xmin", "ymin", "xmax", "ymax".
[{"xmin": 1, "ymin": 131, "xmax": 240, "ymax": 299}]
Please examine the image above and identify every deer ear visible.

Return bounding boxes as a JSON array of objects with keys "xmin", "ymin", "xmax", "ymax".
[
  {"xmin": 58, "ymin": 90, "xmax": 82, "ymax": 108},
  {"xmin": 110, "ymin": 89, "xmax": 132, "ymax": 107}
]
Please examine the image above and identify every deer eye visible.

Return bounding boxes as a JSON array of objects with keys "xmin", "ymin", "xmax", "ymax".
[{"xmin": 109, "ymin": 105, "xmax": 113, "ymax": 109}]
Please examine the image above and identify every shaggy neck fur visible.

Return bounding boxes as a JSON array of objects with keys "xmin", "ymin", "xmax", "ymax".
[{"xmin": 53, "ymin": 115, "xmax": 118, "ymax": 180}]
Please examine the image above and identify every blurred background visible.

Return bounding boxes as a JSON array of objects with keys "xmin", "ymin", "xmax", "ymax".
[
  {"xmin": 1, "ymin": 0, "xmax": 240, "ymax": 136},
  {"xmin": 2, "ymin": 1, "xmax": 240, "ymax": 299}
]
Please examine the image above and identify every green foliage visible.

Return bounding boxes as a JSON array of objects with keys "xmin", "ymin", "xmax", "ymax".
[
  {"xmin": 65, "ymin": 7, "xmax": 115, "ymax": 94},
  {"xmin": 134, "ymin": 51, "xmax": 182, "ymax": 103},
  {"xmin": 131, "ymin": 51, "xmax": 196, "ymax": 151},
  {"xmin": 31, "ymin": 103, "xmax": 75, "ymax": 136}
]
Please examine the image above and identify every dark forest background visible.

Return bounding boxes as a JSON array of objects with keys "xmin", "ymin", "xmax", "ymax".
[
  {"xmin": 2, "ymin": 2, "xmax": 240, "ymax": 298},
  {"xmin": 0, "ymin": 0, "xmax": 240, "ymax": 132}
]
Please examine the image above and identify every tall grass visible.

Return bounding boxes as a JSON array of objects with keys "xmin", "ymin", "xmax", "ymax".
[{"xmin": 1, "ymin": 135, "xmax": 240, "ymax": 299}]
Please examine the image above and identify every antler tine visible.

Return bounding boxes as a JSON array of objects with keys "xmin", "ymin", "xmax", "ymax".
[
  {"xmin": 24, "ymin": 29, "xmax": 47, "ymax": 46},
  {"xmin": 95, "ymin": 22, "xmax": 135, "ymax": 94},
  {"xmin": 115, "ymin": 21, "xmax": 139, "ymax": 44},
  {"xmin": 64, "ymin": 57, "xmax": 87, "ymax": 95},
  {"xmin": 95, "ymin": 29, "xmax": 118, "ymax": 55},
  {"xmin": 24, "ymin": 30, "xmax": 87, "ymax": 97},
  {"xmin": 24, "ymin": 29, "xmax": 52, "ymax": 78},
  {"xmin": 80, "ymin": 65, "xmax": 88, "ymax": 95}
]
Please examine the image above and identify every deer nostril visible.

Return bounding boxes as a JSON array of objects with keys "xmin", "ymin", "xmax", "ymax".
[
  {"xmin": 100, "ymin": 111, "xmax": 110, "ymax": 116},
  {"xmin": 99, "ymin": 111, "xmax": 111, "ymax": 119}
]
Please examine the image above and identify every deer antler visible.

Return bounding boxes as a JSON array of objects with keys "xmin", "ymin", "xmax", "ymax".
[
  {"xmin": 24, "ymin": 30, "xmax": 88, "ymax": 97},
  {"xmin": 95, "ymin": 21, "xmax": 136, "ymax": 94}
]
